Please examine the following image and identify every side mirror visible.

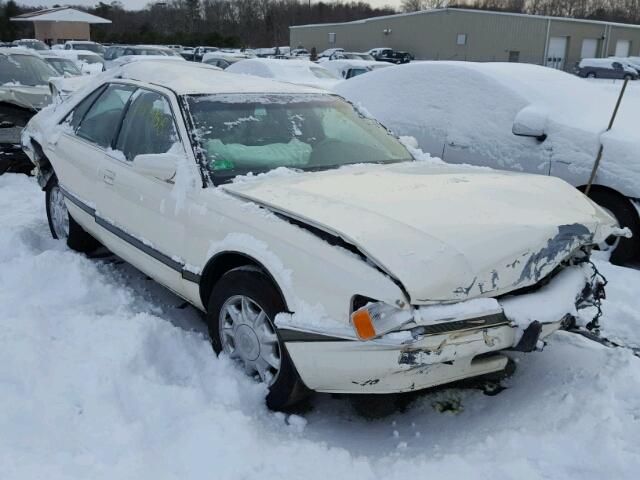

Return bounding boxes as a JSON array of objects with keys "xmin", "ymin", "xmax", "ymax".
[
  {"xmin": 132, "ymin": 153, "xmax": 179, "ymax": 181},
  {"xmin": 512, "ymin": 106, "xmax": 548, "ymax": 141}
]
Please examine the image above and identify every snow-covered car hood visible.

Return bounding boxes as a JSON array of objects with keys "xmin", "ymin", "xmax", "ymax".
[
  {"xmin": 0, "ymin": 84, "xmax": 51, "ymax": 111},
  {"xmin": 222, "ymin": 162, "xmax": 617, "ymax": 304}
]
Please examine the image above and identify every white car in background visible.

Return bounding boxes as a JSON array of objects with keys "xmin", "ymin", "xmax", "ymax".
[
  {"xmin": 63, "ymin": 40, "xmax": 105, "ymax": 57},
  {"xmin": 322, "ymin": 59, "xmax": 391, "ymax": 79},
  {"xmin": 335, "ymin": 61, "xmax": 640, "ymax": 264},
  {"xmin": 226, "ymin": 58, "xmax": 341, "ymax": 89},
  {"xmin": 21, "ymin": 61, "xmax": 618, "ymax": 410},
  {"xmin": 202, "ymin": 50, "xmax": 252, "ymax": 69},
  {"xmin": 53, "ymin": 50, "xmax": 105, "ymax": 74}
]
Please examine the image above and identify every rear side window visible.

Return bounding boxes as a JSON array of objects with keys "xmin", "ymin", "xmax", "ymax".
[
  {"xmin": 76, "ymin": 84, "xmax": 136, "ymax": 148},
  {"xmin": 115, "ymin": 90, "xmax": 180, "ymax": 161}
]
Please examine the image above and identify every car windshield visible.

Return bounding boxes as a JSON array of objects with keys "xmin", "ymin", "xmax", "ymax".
[
  {"xmin": 0, "ymin": 53, "xmax": 58, "ymax": 86},
  {"xmin": 73, "ymin": 43, "xmax": 105, "ymax": 54},
  {"xmin": 185, "ymin": 93, "xmax": 412, "ymax": 182},
  {"xmin": 45, "ymin": 57, "xmax": 82, "ymax": 76}
]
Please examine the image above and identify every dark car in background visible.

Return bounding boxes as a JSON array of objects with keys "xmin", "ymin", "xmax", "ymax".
[
  {"xmin": 368, "ymin": 48, "xmax": 413, "ymax": 64},
  {"xmin": 574, "ymin": 58, "xmax": 638, "ymax": 79}
]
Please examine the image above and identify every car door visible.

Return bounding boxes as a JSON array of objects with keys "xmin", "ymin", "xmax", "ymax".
[
  {"xmin": 95, "ymin": 85, "xmax": 194, "ymax": 296},
  {"xmin": 51, "ymin": 83, "xmax": 136, "ymax": 232}
]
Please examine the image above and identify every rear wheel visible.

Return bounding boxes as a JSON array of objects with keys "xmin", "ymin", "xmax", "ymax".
[
  {"xmin": 587, "ymin": 189, "xmax": 640, "ymax": 265},
  {"xmin": 206, "ymin": 267, "xmax": 308, "ymax": 410},
  {"xmin": 45, "ymin": 177, "xmax": 100, "ymax": 253},
  {"xmin": 587, "ymin": 72, "xmax": 597, "ymax": 78},
  {"xmin": 623, "ymin": 74, "xmax": 633, "ymax": 80}
]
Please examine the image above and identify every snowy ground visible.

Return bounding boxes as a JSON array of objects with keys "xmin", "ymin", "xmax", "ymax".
[{"xmin": 1, "ymin": 173, "xmax": 639, "ymax": 479}]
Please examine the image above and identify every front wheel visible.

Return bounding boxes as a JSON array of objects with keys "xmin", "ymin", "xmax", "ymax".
[
  {"xmin": 587, "ymin": 72, "xmax": 597, "ymax": 78},
  {"xmin": 207, "ymin": 267, "xmax": 308, "ymax": 410},
  {"xmin": 588, "ymin": 189, "xmax": 640, "ymax": 265},
  {"xmin": 45, "ymin": 177, "xmax": 99, "ymax": 253}
]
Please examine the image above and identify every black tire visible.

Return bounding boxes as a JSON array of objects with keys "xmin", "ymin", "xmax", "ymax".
[
  {"xmin": 206, "ymin": 267, "xmax": 309, "ymax": 410},
  {"xmin": 587, "ymin": 189, "xmax": 640, "ymax": 265},
  {"xmin": 45, "ymin": 176, "xmax": 100, "ymax": 253},
  {"xmin": 623, "ymin": 74, "xmax": 633, "ymax": 80},
  {"xmin": 587, "ymin": 72, "xmax": 597, "ymax": 78}
]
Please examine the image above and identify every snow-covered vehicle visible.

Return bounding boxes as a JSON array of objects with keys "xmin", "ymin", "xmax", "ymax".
[
  {"xmin": 202, "ymin": 51, "xmax": 251, "ymax": 69},
  {"xmin": 226, "ymin": 58, "xmax": 341, "ymax": 89},
  {"xmin": 575, "ymin": 58, "xmax": 638, "ymax": 79},
  {"xmin": 22, "ymin": 60, "xmax": 619, "ymax": 409},
  {"xmin": 0, "ymin": 47, "xmax": 54, "ymax": 174},
  {"xmin": 322, "ymin": 59, "xmax": 391, "ymax": 79},
  {"xmin": 12, "ymin": 38, "xmax": 49, "ymax": 51},
  {"xmin": 63, "ymin": 40, "xmax": 105, "ymax": 57},
  {"xmin": 39, "ymin": 53, "xmax": 83, "ymax": 77},
  {"xmin": 53, "ymin": 50, "xmax": 106, "ymax": 74},
  {"xmin": 334, "ymin": 61, "xmax": 640, "ymax": 264}
]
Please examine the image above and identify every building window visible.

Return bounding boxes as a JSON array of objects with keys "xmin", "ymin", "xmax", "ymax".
[
  {"xmin": 508, "ymin": 50, "xmax": 520, "ymax": 62},
  {"xmin": 456, "ymin": 33, "xmax": 467, "ymax": 45},
  {"xmin": 328, "ymin": 32, "xmax": 336, "ymax": 45}
]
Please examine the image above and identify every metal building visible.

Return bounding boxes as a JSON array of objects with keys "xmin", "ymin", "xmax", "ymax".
[
  {"xmin": 290, "ymin": 8, "xmax": 640, "ymax": 70},
  {"xmin": 10, "ymin": 7, "xmax": 111, "ymax": 45}
]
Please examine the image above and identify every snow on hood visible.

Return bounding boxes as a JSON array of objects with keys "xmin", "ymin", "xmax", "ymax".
[{"xmin": 222, "ymin": 162, "xmax": 617, "ymax": 304}]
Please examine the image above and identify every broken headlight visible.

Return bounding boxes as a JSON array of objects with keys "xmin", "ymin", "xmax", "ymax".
[{"xmin": 350, "ymin": 301, "xmax": 413, "ymax": 340}]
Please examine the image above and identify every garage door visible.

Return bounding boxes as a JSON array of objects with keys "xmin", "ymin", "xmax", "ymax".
[
  {"xmin": 615, "ymin": 39, "xmax": 631, "ymax": 57},
  {"xmin": 581, "ymin": 38, "xmax": 599, "ymax": 59},
  {"xmin": 546, "ymin": 36, "xmax": 568, "ymax": 70}
]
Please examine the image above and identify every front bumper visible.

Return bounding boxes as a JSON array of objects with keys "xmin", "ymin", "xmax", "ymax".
[
  {"xmin": 284, "ymin": 318, "xmax": 562, "ymax": 394},
  {"xmin": 282, "ymin": 261, "xmax": 604, "ymax": 394}
]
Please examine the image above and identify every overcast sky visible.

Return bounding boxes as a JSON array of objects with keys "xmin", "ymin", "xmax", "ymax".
[{"xmin": 17, "ymin": 0, "xmax": 403, "ymax": 11}]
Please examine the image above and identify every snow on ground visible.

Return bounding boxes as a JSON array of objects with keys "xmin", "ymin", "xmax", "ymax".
[{"xmin": 1, "ymin": 173, "xmax": 639, "ymax": 479}]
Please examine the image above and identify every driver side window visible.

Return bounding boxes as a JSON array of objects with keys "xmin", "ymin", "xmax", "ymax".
[
  {"xmin": 75, "ymin": 84, "xmax": 136, "ymax": 148},
  {"xmin": 115, "ymin": 90, "xmax": 180, "ymax": 161}
]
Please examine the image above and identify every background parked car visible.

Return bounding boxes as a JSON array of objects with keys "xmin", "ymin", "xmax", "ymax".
[
  {"xmin": 226, "ymin": 58, "xmax": 341, "ymax": 89},
  {"xmin": 104, "ymin": 45, "xmax": 181, "ymax": 68},
  {"xmin": 39, "ymin": 53, "xmax": 83, "ymax": 77},
  {"xmin": 54, "ymin": 50, "xmax": 106, "ymax": 74},
  {"xmin": 202, "ymin": 51, "xmax": 251, "ymax": 69},
  {"xmin": 12, "ymin": 39, "xmax": 49, "ymax": 51},
  {"xmin": 368, "ymin": 48, "xmax": 413, "ymax": 64},
  {"xmin": 322, "ymin": 59, "xmax": 391, "ymax": 79},
  {"xmin": 334, "ymin": 61, "xmax": 640, "ymax": 264},
  {"xmin": 575, "ymin": 58, "xmax": 638, "ymax": 79},
  {"xmin": 63, "ymin": 41, "xmax": 105, "ymax": 57},
  {"xmin": 193, "ymin": 46, "xmax": 219, "ymax": 62},
  {"xmin": 0, "ymin": 47, "xmax": 54, "ymax": 174}
]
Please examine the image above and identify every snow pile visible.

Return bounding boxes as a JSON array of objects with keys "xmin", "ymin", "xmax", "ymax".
[
  {"xmin": 1, "ymin": 174, "xmax": 640, "ymax": 479},
  {"xmin": 334, "ymin": 62, "xmax": 640, "ymax": 197}
]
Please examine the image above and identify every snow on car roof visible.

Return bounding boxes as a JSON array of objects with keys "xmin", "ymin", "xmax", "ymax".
[
  {"xmin": 0, "ymin": 46, "xmax": 40, "ymax": 56},
  {"xmin": 111, "ymin": 60, "xmax": 326, "ymax": 95}
]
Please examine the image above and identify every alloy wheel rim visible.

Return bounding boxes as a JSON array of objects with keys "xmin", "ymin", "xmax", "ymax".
[
  {"xmin": 50, "ymin": 186, "xmax": 69, "ymax": 240},
  {"xmin": 219, "ymin": 295, "xmax": 282, "ymax": 386}
]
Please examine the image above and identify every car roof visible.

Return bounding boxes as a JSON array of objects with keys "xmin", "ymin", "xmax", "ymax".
[{"xmin": 114, "ymin": 60, "xmax": 327, "ymax": 95}]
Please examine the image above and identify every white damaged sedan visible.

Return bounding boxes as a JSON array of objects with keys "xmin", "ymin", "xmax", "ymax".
[{"xmin": 22, "ymin": 61, "xmax": 620, "ymax": 409}]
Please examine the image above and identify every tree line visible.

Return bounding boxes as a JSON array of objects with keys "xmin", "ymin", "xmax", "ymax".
[
  {"xmin": 1, "ymin": 0, "xmax": 395, "ymax": 47},
  {"xmin": 2, "ymin": 0, "xmax": 639, "ymax": 47}
]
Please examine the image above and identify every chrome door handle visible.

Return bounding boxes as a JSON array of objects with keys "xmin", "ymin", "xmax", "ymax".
[{"xmin": 102, "ymin": 169, "xmax": 115, "ymax": 185}]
